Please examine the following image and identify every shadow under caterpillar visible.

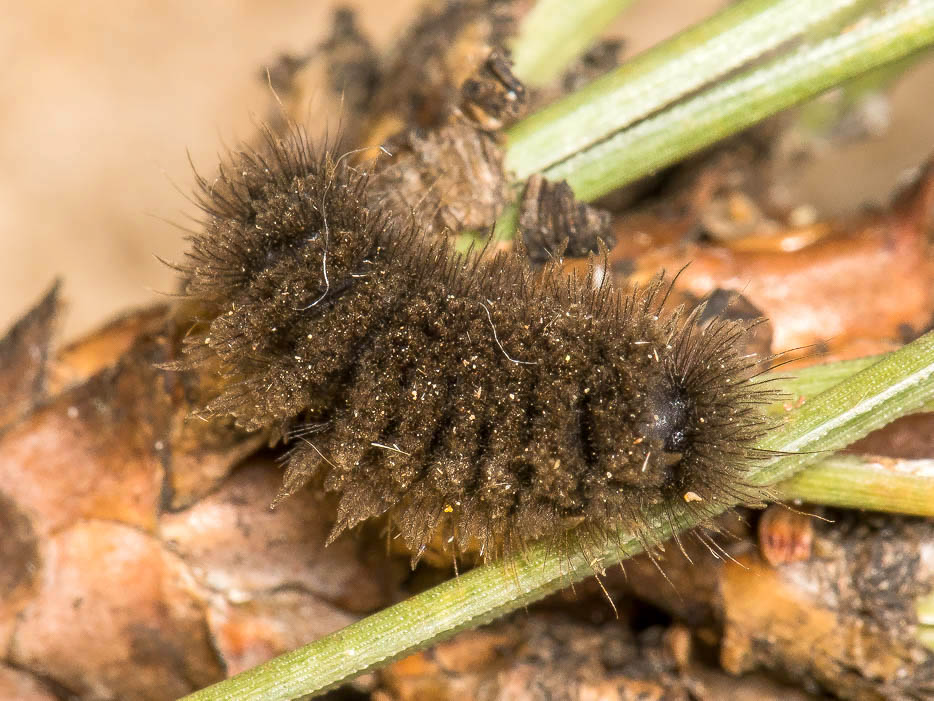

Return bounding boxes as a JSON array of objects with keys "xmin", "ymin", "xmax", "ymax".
[{"xmin": 175, "ymin": 126, "xmax": 777, "ymax": 564}]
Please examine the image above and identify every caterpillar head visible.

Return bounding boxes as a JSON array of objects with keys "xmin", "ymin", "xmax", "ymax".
[{"xmin": 631, "ymin": 312, "xmax": 771, "ymax": 507}]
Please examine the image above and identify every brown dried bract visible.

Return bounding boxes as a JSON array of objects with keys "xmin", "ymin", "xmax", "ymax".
[
  {"xmin": 519, "ymin": 173, "xmax": 613, "ymax": 263},
  {"xmin": 366, "ymin": 46, "xmax": 528, "ymax": 234},
  {"xmin": 370, "ymin": 122, "xmax": 509, "ymax": 233}
]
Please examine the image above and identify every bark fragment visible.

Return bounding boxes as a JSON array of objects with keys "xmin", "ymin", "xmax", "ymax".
[
  {"xmin": 0, "ymin": 306, "xmax": 403, "ymax": 699},
  {"xmin": 377, "ymin": 612, "xmax": 818, "ymax": 701},
  {"xmin": 0, "ymin": 666, "xmax": 60, "ymax": 701},
  {"xmin": 9, "ymin": 521, "xmax": 224, "ymax": 701},
  {"xmin": 585, "ymin": 152, "xmax": 934, "ymax": 361},
  {"xmin": 723, "ymin": 513, "xmax": 934, "ymax": 699}
]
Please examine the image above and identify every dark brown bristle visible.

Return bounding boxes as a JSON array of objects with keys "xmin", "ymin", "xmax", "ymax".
[{"xmin": 177, "ymin": 126, "xmax": 776, "ymax": 563}]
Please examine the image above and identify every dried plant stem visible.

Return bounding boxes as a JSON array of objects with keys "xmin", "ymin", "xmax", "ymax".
[
  {"xmin": 778, "ymin": 454, "xmax": 934, "ymax": 516},
  {"xmin": 181, "ymin": 331, "xmax": 934, "ymax": 701}
]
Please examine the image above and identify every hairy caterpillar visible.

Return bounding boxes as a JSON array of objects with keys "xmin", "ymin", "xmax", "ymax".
[{"xmin": 176, "ymin": 126, "xmax": 775, "ymax": 563}]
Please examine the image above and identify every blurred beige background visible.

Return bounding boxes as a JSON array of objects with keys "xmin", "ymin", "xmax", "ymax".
[
  {"xmin": 0, "ymin": 0, "xmax": 417, "ymax": 339},
  {"xmin": 1, "ymin": 0, "xmax": 931, "ymax": 340}
]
